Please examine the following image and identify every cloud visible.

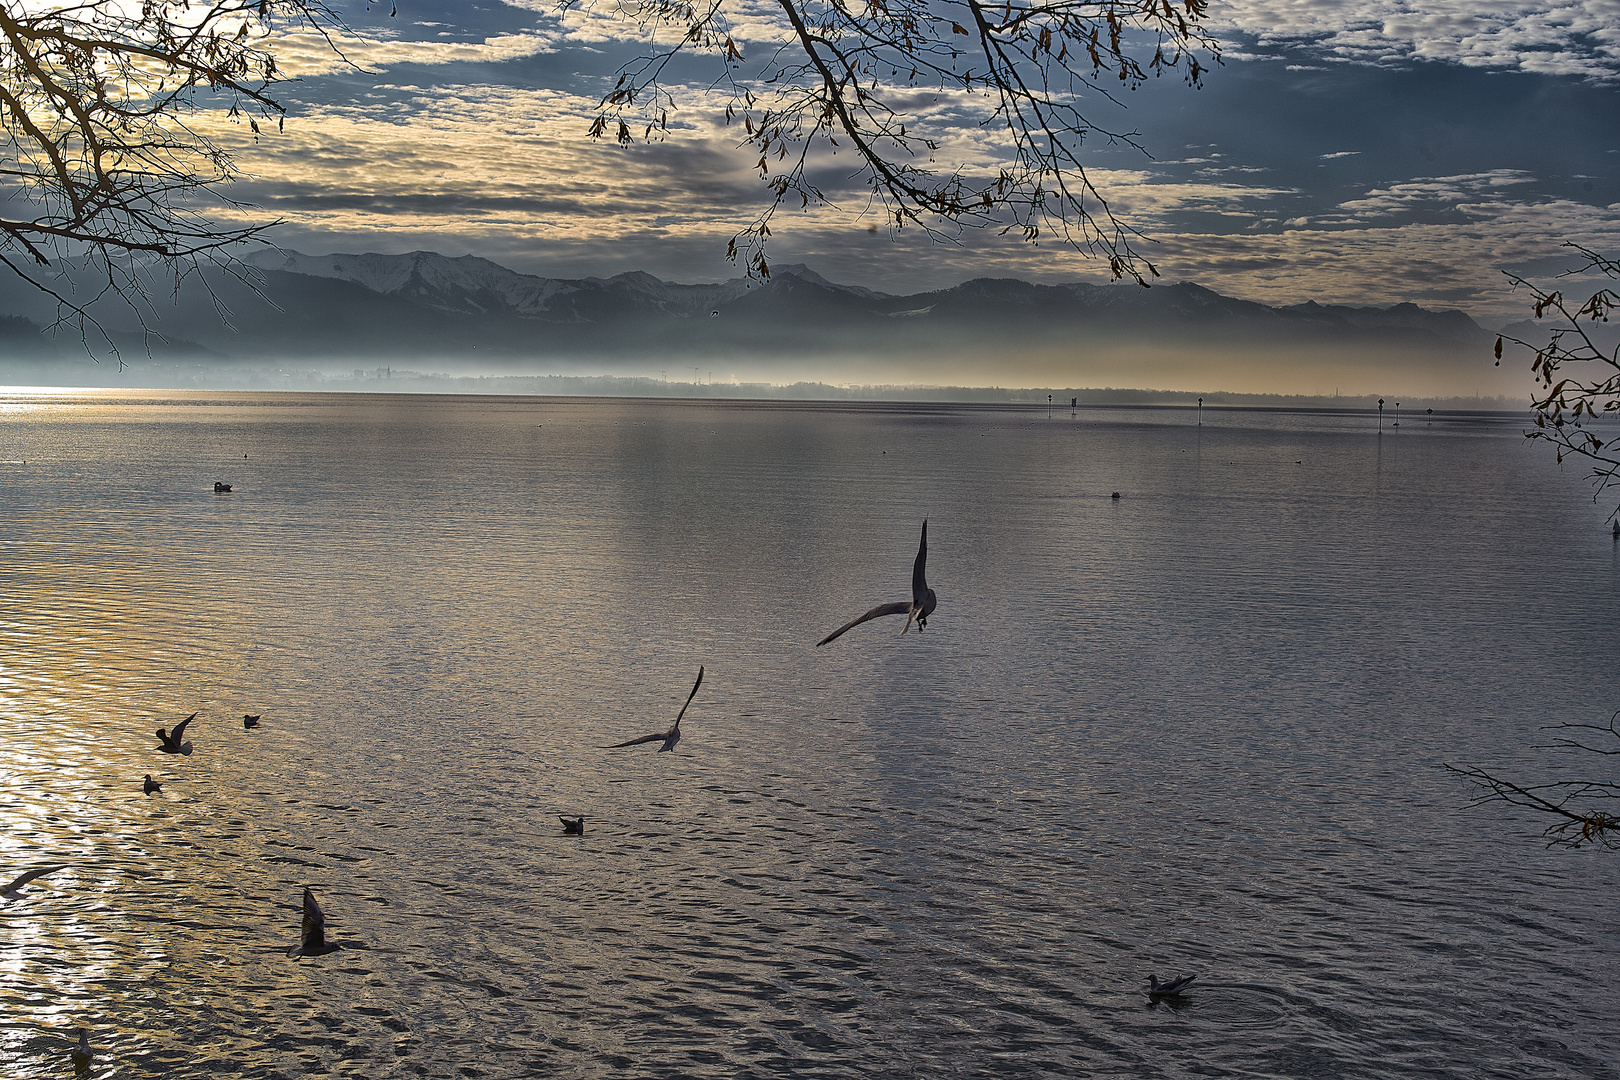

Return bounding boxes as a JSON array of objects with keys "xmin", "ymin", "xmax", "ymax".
[
  {"xmin": 61, "ymin": 0, "xmax": 1605, "ymax": 360},
  {"xmin": 185, "ymin": 64, "xmax": 1620, "ymax": 331},
  {"xmin": 270, "ymin": 28, "xmax": 559, "ymax": 77},
  {"xmin": 1213, "ymin": 1, "xmax": 1620, "ymax": 80},
  {"xmin": 1307, "ymin": 170, "xmax": 1539, "ymax": 222},
  {"xmin": 1146, "ymin": 195, "xmax": 1620, "ymax": 323},
  {"xmin": 501, "ymin": 0, "xmax": 795, "ymax": 48}
]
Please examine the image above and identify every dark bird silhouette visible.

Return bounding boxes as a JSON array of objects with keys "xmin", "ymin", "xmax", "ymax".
[
  {"xmin": 143, "ymin": 774, "xmax": 162, "ymax": 795},
  {"xmin": 213, "ymin": 481, "xmax": 232, "ymax": 492},
  {"xmin": 1147, "ymin": 974, "xmax": 1197, "ymax": 1000},
  {"xmin": 155, "ymin": 713, "xmax": 196, "ymax": 755},
  {"xmin": 817, "ymin": 520, "xmax": 937, "ymax": 645},
  {"xmin": 288, "ymin": 886, "xmax": 343, "ymax": 957},
  {"xmin": 1, "ymin": 865, "xmax": 65, "ymax": 899},
  {"xmin": 603, "ymin": 666, "xmax": 704, "ymax": 753},
  {"xmin": 70, "ymin": 1029, "xmax": 92, "ymax": 1074},
  {"xmin": 560, "ymin": 816, "xmax": 585, "ymax": 834},
  {"xmin": 243, "ymin": 714, "xmax": 260, "ymax": 729}
]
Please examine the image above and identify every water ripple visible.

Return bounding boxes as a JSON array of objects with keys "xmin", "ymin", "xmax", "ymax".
[{"xmin": 0, "ymin": 394, "xmax": 1617, "ymax": 1078}]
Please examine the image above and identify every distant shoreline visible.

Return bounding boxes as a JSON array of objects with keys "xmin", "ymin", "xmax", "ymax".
[{"xmin": 0, "ymin": 367, "xmax": 1523, "ymax": 413}]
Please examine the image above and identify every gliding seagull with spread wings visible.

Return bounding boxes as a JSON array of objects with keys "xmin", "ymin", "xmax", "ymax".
[
  {"xmin": 603, "ymin": 666, "xmax": 704, "ymax": 753},
  {"xmin": 817, "ymin": 520, "xmax": 937, "ymax": 646}
]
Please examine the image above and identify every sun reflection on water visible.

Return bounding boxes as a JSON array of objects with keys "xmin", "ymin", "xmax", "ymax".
[{"xmin": 0, "ymin": 393, "xmax": 1616, "ymax": 1078}]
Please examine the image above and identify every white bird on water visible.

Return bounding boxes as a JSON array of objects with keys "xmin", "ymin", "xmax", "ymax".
[
  {"xmin": 603, "ymin": 666, "xmax": 704, "ymax": 753},
  {"xmin": 2, "ymin": 865, "xmax": 65, "ymax": 899},
  {"xmin": 155, "ymin": 713, "xmax": 195, "ymax": 755},
  {"xmin": 817, "ymin": 520, "xmax": 937, "ymax": 646},
  {"xmin": 288, "ymin": 886, "xmax": 344, "ymax": 957}
]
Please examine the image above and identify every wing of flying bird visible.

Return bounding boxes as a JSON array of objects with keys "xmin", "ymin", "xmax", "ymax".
[
  {"xmin": 604, "ymin": 731, "xmax": 670, "ymax": 749},
  {"xmin": 1, "ymin": 865, "xmax": 66, "ymax": 897},
  {"xmin": 672, "ymin": 666, "xmax": 704, "ymax": 725},
  {"xmin": 911, "ymin": 520, "xmax": 929, "ymax": 605},
  {"xmin": 817, "ymin": 602, "xmax": 912, "ymax": 646},
  {"xmin": 603, "ymin": 666, "xmax": 705, "ymax": 748}
]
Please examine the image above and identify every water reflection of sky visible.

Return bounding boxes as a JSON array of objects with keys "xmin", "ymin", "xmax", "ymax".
[{"xmin": 0, "ymin": 392, "xmax": 1616, "ymax": 1078}]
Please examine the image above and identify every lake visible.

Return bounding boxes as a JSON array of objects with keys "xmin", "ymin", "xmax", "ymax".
[{"xmin": 1, "ymin": 390, "xmax": 1617, "ymax": 1079}]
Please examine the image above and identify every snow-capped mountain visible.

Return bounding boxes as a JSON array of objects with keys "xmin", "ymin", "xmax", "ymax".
[
  {"xmin": 0, "ymin": 247, "xmax": 1496, "ymax": 367},
  {"xmin": 241, "ymin": 249, "xmax": 888, "ymax": 322}
]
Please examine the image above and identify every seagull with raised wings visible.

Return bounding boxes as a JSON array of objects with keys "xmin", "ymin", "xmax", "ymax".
[
  {"xmin": 603, "ymin": 666, "xmax": 704, "ymax": 753},
  {"xmin": 155, "ymin": 713, "xmax": 196, "ymax": 755},
  {"xmin": 288, "ymin": 886, "xmax": 343, "ymax": 957},
  {"xmin": 817, "ymin": 520, "xmax": 937, "ymax": 646}
]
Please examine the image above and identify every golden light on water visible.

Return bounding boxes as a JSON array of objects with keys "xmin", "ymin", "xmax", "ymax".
[{"xmin": 2, "ymin": 393, "xmax": 1618, "ymax": 1077}]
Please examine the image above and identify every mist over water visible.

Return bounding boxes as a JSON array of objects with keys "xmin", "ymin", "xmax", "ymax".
[{"xmin": 2, "ymin": 391, "xmax": 1617, "ymax": 1079}]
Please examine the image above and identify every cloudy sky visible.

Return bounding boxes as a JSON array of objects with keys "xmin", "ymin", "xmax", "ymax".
[{"xmin": 213, "ymin": 0, "xmax": 1619, "ymax": 328}]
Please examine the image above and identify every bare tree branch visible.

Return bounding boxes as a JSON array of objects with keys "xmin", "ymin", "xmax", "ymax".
[
  {"xmin": 581, "ymin": 0, "xmax": 1219, "ymax": 282},
  {"xmin": 1447, "ymin": 711, "xmax": 1620, "ymax": 849},
  {"xmin": 1496, "ymin": 245, "xmax": 1620, "ymax": 520},
  {"xmin": 0, "ymin": 1, "xmax": 356, "ymax": 361}
]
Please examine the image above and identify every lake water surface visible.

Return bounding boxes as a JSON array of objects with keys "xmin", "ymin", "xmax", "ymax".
[{"xmin": 1, "ymin": 391, "xmax": 1617, "ymax": 1079}]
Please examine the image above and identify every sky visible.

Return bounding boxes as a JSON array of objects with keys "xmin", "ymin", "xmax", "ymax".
[{"xmin": 194, "ymin": 0, "xmax": 1620, "ymax": 333}]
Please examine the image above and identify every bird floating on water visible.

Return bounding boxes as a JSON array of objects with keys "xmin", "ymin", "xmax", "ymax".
[
  {"xmin": 70, "ymin": 1028, "xmax": 93, "ymax": 1074},
  {"xmin": 213, "ymin": 481, "xmax": 232, "ymax": 492},
  {"xmin": 155, "ymin": 713, "xmax": 195, "ymax": 755},
  {"xmin": 817, "ymin": 520, "xmax": 937, "ymax": 646},
  {"xmin": 1, "ymin": 865, "xmax": 65, "ymax": 899},
  {"xmin": 143, "ymin": 774, "xmax": 162, "ymax": 795},
  {"xmin": 560, "ymin": 816, "xmax": 585, "ymax": 834},
  {"xmin": 243, "ymin": 714, "xmax": 260, "ymax": 729},
  {"xmin": 288, "ymin": 886, "xmax": 343, "ymax": 957},
  {"xmin": 604, "ymin": 666, "xmax": 704, "ymax": 753},
  {"xmin": 1147, "ymin": 973, "xmax": 1197, "ymax": 1000}
]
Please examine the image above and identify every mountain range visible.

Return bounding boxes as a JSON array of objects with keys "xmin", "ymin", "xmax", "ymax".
[{"xmin": 0, "ymin": 248, "xmax": 1498, "ymax": 366}]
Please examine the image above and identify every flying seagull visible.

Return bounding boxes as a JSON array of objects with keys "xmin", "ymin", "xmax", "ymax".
[
  {"xmin": 817, "ymin": 520, "xmax": 938, "ymax": 646},
  {"xmin": 70, "ymin": 1029, "xmax": 92, "ymax": 1074},
  {"xmin": 155, "ymin": 713, "xmax": 196, "ymax": 755},
  {"xmin": 143, "ymin": 774, "xmax": 162, "ymax": 795},
  {"xmin": 288, "ymin": 886, "xmax": 343, "ymax": 957},
  {"xmin": 243, "ymin": 714, "xmax": 260, "ymax": 729},
  {"xmin": 603, "ymin": 666, "xmax": 704, "ymax": 753},
  {"xmin": 1147, "ymin": 974, "xmax": 1197, "ymax": 1000},
  {"xmin": 1, "ymin": 865, "xmax": 65, "ymax": 899},
  {"xmin": 560, "ymin": 816, "xmax": 585, "ymax": 834}
]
